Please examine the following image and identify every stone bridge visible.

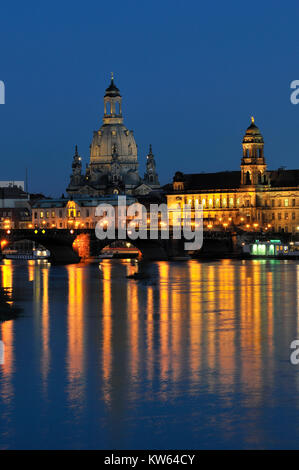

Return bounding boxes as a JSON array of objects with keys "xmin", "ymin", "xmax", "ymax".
[{"xmin": 0, "ymin": 228, "xmax": 234, "ymax": 263}]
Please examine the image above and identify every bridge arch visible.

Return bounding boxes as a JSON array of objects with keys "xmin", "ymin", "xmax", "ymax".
[{"xmin": 0, "ymin": 230, "xmax": 80, "ymax": 264}]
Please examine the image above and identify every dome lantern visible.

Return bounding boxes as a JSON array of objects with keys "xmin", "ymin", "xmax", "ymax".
[{"xmin": 103, "ymin": 73, "xmax": 123, "ymax": 124}]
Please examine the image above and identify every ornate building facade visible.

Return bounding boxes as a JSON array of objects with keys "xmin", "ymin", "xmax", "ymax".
[
  {"xmin": 67, "ymin": 75, "xmax": 160, "ymax": 197},
  {"xmin": 30, "ymin": 195, "xmax": 137, "ymax": 230},
  {"xmin": 166, "ymin": 118, "xmax": 299, "ymax": 234}
]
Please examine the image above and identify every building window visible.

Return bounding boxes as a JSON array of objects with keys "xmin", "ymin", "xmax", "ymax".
[
  {"xmin": 284, "ymin": 199, "xmax": 289, "ymax": 207},
  {"xmin": 86, "ymin": 209, "xmax": 90, "ymax": 217},
  {"xmin": 46, "ymin": 211, "xmax": 49, "ymax": 218},
  {"xmin": 34, "ymin": 212, "xmax": 37, "ymax": 219},
  {"xmin": 51, "ymin": 211, "xmax": 55, "ymax": 217},
  {"xmin": 209, "ymin": 198, "xmax": 213, "ymax": 208},
  {"xmin": 272, "ymin": 213, "xmax": 275, "ymax": 220},
  {"xmin": 278, "ymin": 200, "xmax": 281, "ymax": 207},
  {"xmin": 77, "ymin": 211, "xmax": 80, "ymax": 217},
  {"xmin": 292, "ymin": 212, "xmax": 296, "ymax": 220},
  {"xmin": 40, "ymin": 211, "xmax": 44, "ymax": 218},
  {"xmin": 285, "ymin": 213, "xmax": 289, "ymax": 220},
  {"xmin": 229, "ymin": 197, "xmax": 234, "ymax": 208},
  {"xmin": 292, "ymin": 199, "xmax": 296, "ymax": 207},
  {"xmin": 278, "ymin": 213, "xmax": 281, "ymax": 220},
  {"xmin": 271, "ymin": 199, "xmax": 275, "ymax": 207},
  {"xmin": 59, "ymin": 210, "xmax": 62, "ymax": 218}
]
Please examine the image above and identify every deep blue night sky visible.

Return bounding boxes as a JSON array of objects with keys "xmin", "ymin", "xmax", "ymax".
[{"xmin": 1, "ymin": 0, "xmax": 299, "ymax": 196}]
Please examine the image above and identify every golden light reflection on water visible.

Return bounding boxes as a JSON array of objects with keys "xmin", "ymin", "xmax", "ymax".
[
  {"xmin": 1, "ymin": 258, "xmax": 299, "ymax": 430},
  {"xmin": 66, "ymin": 264, "xmax": 85, "ymax": 411},
  {"xmin": 41, "ymin": 267, "xmax": 49, "ymax": 390},
  {"xmin": 102, "ymin": 260, "xmax": 112, "ymax": 405},
  {"xmin": 0, "ymin": 260, "xmax": 14, "ymax": 405}
]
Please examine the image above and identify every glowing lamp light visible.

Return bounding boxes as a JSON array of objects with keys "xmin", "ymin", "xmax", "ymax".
[
  {"xmin": 6, "ymin": 230, "xmax": 11, "ymax": 234},
  {"xmin": 42, "ymin": 229, "xmax": 45, "ymax": 234},
  {"xmin": 246, "ymin": 224, "xmax": 250, "ymax": 228},
  {"xmin": 223, "ymin": 223, "xmax": 228, "ymax": 228},
  {"xmin": 70, "ymin": 229, "xmax": 74, "ymax": 234},
  {"xmin": 1, "ymin": 240, "xmax": 8, "ymax": 248}
]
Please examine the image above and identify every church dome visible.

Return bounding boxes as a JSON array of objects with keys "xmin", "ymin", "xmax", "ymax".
[
  {"xmin": 90, "ymin": 124, "xmax": 138, "ymax": 163},
  {"xmin": 125, "ymin": 169, "xmax": 141, "ymax": 185},
  {"xmin": 243, "ymin": 116, "xmax": 264, "ymax": 143}
]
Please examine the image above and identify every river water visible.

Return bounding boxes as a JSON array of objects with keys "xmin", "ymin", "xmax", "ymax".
[{"xmin": 0, "ymin": 258, "xmax": 299, "ymax": 449}]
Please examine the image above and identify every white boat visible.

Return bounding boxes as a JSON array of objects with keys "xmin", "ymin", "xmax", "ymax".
[
  {"xmin": 98, "ymin": 252, "xmax": 114, "ymax": 259},
  {"xmin": 3, "ymin": 248, "xmax": 50, "ymax": 260},
  {"xmin": 33, "ymin": 249, "xmax": 50, "ymax": 260}
]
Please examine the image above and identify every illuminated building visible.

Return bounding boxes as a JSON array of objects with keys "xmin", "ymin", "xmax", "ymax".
[
  {"xmin": 0, "ymin": 184, "xmax": 31, "ymax": 229},
  {"xmin": 31, "ymin": 194, "xmax": 137, "ymax": 229},
  {"xmin": 67, "ymin": 74, "xmax": 160, "ymax": 197},
  {"xmin": 166, "ymin": 117, "xmax": 299, "ymax": 234}
]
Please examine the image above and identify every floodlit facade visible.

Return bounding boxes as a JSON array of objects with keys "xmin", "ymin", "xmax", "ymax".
[
  {"xmin": 67, "ymin": 75, "xmax": 160, "ymax": 197},
  {"xmin": 31, "ymin": 195, "xmax": 137, "ymax": 229},
  {"xmin": 166, "ymin": 118, "xmax": 299, "ymax": 234}
]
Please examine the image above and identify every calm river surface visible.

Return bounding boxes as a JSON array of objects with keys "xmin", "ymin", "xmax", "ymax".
[{"xmin": 0, "ymin": 258, "xmax": 299, "ymax": 449}]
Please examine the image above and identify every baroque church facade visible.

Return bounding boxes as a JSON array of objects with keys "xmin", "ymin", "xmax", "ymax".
[
  {"xmin": 166, "ymin": 118, "xmax": 299, "ymax": 234},
  {"xmin": 67, "ymin": 75, "xmax": 160, "ymax": 197}
]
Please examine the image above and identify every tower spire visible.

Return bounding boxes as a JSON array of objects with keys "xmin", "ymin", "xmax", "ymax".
[
  {"xmin": 241, "ymin": 117, "xmax": 266, "ymax": 186},
  {"xmin": 103, "ymin": 74, "xmax": 123, "ymax": 124},
  {"xmin": 144, "ymin": 144, "xmax": 160, "ymax": 187}
]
